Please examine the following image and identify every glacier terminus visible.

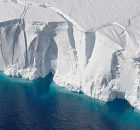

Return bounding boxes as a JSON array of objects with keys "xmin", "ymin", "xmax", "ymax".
[{"xmin": 1, "ymin": 0, "xmax": 140, "ymax": 110}]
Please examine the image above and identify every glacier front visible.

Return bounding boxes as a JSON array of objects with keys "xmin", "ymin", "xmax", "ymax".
[{"xmin": 1, "ymin": 0, "xmax": 140, "ymax": 110}]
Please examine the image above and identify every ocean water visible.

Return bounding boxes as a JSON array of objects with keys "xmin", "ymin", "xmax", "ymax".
[{"xmin": 0, "ymin": 72, "xmax": 140, "ymax": 130}]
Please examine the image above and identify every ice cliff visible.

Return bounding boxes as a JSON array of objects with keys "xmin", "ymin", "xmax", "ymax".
[{"xmin": 1, "ymin": 0, "xmax": 140, "ymax": 110}]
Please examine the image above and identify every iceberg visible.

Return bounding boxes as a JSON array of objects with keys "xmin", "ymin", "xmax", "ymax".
[{"xmin": 0, "ymin": 0, "xmax": 140, "ymax": 110}]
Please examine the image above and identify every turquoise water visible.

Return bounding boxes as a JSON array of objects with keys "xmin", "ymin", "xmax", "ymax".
[{"xmin": 0, "ymin": 72, "xmax": 140, "ymax": 130}]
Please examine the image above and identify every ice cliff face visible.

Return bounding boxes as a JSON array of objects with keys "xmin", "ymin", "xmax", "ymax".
[{"xmin": 1, "ymin": 0, "xmax": 140, "ymax": 110}]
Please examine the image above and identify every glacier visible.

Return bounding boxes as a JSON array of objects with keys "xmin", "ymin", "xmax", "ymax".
[{"xmin": 1, "ymin": 0, "xmax": 140, "ymax": 110}]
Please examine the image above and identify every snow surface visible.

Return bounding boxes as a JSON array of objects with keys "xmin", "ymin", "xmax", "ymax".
[{"xmin": 1, "ymin": 0, "xmax": 140, "ymax": 110}]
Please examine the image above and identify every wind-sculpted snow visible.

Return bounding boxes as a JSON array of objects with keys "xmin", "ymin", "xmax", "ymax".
[{"xmin": 1, "ymin": 0, "xmax": 140, "ymax": 110}]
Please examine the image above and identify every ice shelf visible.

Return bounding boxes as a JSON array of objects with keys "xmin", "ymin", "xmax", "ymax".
[{"xmin": 1, "ymin": 0, "xmax": 140, "ymax": 110}]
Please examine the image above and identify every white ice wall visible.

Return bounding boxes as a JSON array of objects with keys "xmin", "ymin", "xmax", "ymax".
[{"xmin": 1, "ymin": 0, "xmax": 140, "ymax": 110}]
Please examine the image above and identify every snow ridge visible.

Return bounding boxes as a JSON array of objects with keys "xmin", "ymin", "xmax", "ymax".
[{"xmin": 0, "ymin": 0, "xmax": 84, "ymax": 32}]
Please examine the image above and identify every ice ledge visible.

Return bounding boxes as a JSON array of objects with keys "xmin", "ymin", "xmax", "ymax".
[{"xmin": 1, "ymin": 1, "xmax": 140, "ymax": 110}]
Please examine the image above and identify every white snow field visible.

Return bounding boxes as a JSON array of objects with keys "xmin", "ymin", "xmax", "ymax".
[{"xmin": 1, "ymin": 0, "xmax": 140, "ymax": 109}]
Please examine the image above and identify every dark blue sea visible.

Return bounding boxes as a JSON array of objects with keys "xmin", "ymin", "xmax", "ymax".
[{"xmin": 0, "ymin": 72, "xmax": 140, "ymax": 130}]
